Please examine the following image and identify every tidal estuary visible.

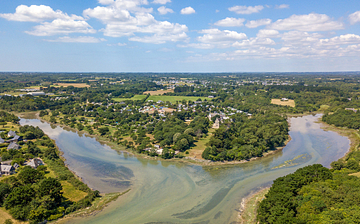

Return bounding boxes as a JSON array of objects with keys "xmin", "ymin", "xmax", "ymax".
[{"xmin": 20, "ymin": 114, "xmax": 350, "ymax": 224}]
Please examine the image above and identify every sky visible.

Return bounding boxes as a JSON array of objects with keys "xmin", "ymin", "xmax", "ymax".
[{"xmin": 1, "ymin": 0, "xmax": 360, "ymax": 72}]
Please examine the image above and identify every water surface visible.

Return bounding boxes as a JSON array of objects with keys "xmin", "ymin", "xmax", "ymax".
[{"xmin": 20, "ymin": 114, "xmax": 350, "ymax": 224}]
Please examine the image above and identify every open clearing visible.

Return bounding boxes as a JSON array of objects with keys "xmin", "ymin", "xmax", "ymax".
[
  {"xmin": 148, "ymin": 95, "xmax": 208, "ymax": 103},
  {"xmin": 61, "ymin": 181, "xmax": 88, "ymax": 202},
  {"xmin": 113, "ymin": 95, "xmax": 147, "ymax": 101},
  {"xmin": 52, "ymin": 83, "xmax": 90, "ymax": 88},
  {"xmin": 143, "ymin": 89, "xmax": 174, "ymax": 95},
  {"xmin": 271, "ymin": 99, "xmax": 295, "ymax": 107},
  {"xmin": 0, "ymin": 208, "xmax": 26, "ymax": 224},
  {"xmin": 188, "ymin": 128, "xmax": 215, "ymax": 158},
  {"xmin": 0, "ymin": 91, "xmax": 26, "ymax": 96}
]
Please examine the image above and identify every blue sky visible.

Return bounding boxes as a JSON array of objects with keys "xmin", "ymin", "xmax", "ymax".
[{"xmin": 1, "ymin": 0, "xmax": 360, "ymax": 72}]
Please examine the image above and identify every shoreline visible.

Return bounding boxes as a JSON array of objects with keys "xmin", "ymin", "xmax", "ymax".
[
  {"xmin": 13, "ymin": 111, "xmax": 131, "ymax": 222},
  {"xmin": 24, "ymin": 111, "xmax": 293, "ymax": 167},
  {"xmin": 239, "ymin": 113, "xmax": 357, "ymax": 224},
  {"xmin": 239, "ymin": 187, "xmax": 270, "ymax": 224}
]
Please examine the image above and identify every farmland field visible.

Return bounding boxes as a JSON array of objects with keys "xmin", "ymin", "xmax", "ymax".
[
  {"xmin": 113, "ymin": 95, "xmax": 147, "ymax": 101},
  {"xmin": 271, "ymin": 99, "xmax": 295, "ymax": 107},
  {"xmin": 148, "ymin": 95, "xmax": 208, "ymax": 103},
  {"xmin": 143, "ymin": 89, "xmax": 174, "ymax": 95},
  {"xmin": 52, "ymin": 83, "xmax": 90, "ymax": 88}
]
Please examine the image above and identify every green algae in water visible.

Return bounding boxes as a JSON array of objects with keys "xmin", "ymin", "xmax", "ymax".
[{"xmin": 271, "ymin": 153, "xmax": 311, "ymax": 170}]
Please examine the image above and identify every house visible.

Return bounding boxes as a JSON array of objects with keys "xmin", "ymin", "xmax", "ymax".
[
  {"xmin": 7, "ymin": 130, "xmax": 16, "ymax": 138},
  {"xmin": 6, "ymin": 135, "xmax": 22, "ymax": 143},
  {"xmin": 27, "ymin": 158, "xmax": 44, "ymax": 169},
  {"xmin": 27, "ymin": 92, "xmax": 45, "ymax": 96},
  {"xmin": 281, "ymin": 98, "xmax": 289, "ymax": 101},
  {"xmin": 13, "ymin": 163, "xmax": 20, "ymax": 169},
  {"xmin": 7, "ymin": 142, "xmax": 21, "ymax": 150},
  {"xmin": 213, "ymin": 118, "xmax": 220, "ymax": 129},
  {"xmin": 0, "ymin": 164, "xmax": 15, "ymax": 176}
]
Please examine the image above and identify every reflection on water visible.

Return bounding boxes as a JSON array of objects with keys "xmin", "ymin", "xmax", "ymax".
[{"xmin": 20, "ymin": 114, "xmax": 350, "ymax": 224}]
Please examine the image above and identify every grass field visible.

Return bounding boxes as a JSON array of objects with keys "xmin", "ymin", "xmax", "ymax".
[
  {"xmin": 60, "ymin": 181, "xmax": 88, "ymax": 202},
  {"xmin": 27, "ymin": 86, "xmax": 41, "ymax": 89},
  {"xmin": 148, "ymin": 95, "xmax": 208, "ymax": 103},
  {"xmin": 271, "ymin": 99, "xmax": 295, "ymax": 107},
  {"xmin": 113, "ymin": 95, "xmax": 147, "ymax": 101},
  {"xmin": 188, "ymin": 129, "xmax": 215, "ymax": 158},
  {"xmin": 52, "ymin": 83, "xmax": 90, "ymax": 88},
  {"xmin": 0, "ymin": 208, "xmax": 27, "ymax": 224},
  {"xmin": 143, "ymin": 89, "xmax": 174, "ymax": 95},
  {"xmin": 1, "ymin": 91, "xmax": 27, "ymax": 96}
]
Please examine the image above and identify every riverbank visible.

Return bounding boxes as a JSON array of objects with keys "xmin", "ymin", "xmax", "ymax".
[
  {"xmin": 6, "ymin": 111, "xmax": 130, "ymax": 223},
  {"xmin": 240, "ymin": 114, "xmax": 357, "ymax": 224},
  {"xmin": 318, "ymin": 120, "xmax": 360, "ymax": 157},
  {"xmin": 239, "ymin": 188, "xmax": 269, "ymax": 224},
  {"xmin": 53, "ymin": 190, "xmax": 130, "ymax": 224},
  {"xmin": 29, "ymin": 111, "xmax": 292, "ymax": 167}
]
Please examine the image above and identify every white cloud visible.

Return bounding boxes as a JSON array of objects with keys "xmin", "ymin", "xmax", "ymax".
[
  {"xmin": 349, "ymin": 11, "xmax": 360, "ymax": 25},
  {"xmin": 233, "ymin": 37, "xmax": 275, "ymax": 47},
  {"xmin": 268, "ymin": 13, "xmax": 344, "ymax": 31},
  {"xmin": 83, "ymin": 6, "xmax": 132, "ymax": 23},
  {"xmin": 98, "ymin": 0, "xmax": 116, "ymax": 5},
  {"xmin": 320, "ymin": 34, "xmax": 360, "ymax": 45},
  {"xmin": 96, "ymin": 0, "xmax": 152, "ymax": 13},
  {"xmin": 198, "ymin": 29, "xmax": 247, "ymax": 43},
  {"xmin": 157, "ymin": 6, "xmax": 174, "ymax": 15},
  {"xmin": 46, "ymin": 36, "xmax": 106, "ymax": 43},
  {"xmin": 257, "ymin": 29, "xmax": 279, "ymax": 38},
  {"xmin": 245, "ymin": 19, "xmax": 271, "ymax": 28},
  {"xmin": 107, "ymin": 42, "xmax": 127, "ymax": 46},
  {"xmin": 214, "ymin": 17, "xmax": 245, "ymax": 27},
  {"xmin": 152, "ymin": 0, "xmax": 171, "ymax": 4},
  {"xmin": 25, "ymin": 19, "xmax": 96, "ymax": 36},
  {"xmin": 0, "ymin": 5, "xmax": 83, "ymax": 22},
  {"xmin": 178, "ymin": 43, "xmax": 214, "ymax": 49},
  {"xmin": 84, "ymin": 1, "xmax": 188, "ymax": 43},
  {"xmin": 228, "ymin": 5, "xmax": 264, "ymax": 14},
  {"xmin": 129, "ymin": 32, "xmax": 187, "ymax": 44},
  {"xmin": 275, "ymin": 4, "xmax": 289, "ymax": 9},
  {"xmin": 180, "ymin": 29, "xmax": 247, "ymax": 49},
  {"xmin": 180, "ymin": 7, "xmax": 195, "ymax": 15},
  {"xmin": 281, "ymin": 31, "xmax": 322, "ymax": 44}
]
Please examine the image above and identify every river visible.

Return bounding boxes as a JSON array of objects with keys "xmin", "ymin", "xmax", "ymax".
[{"xmin": 19, "ymin": 114, "xmax": 350, "ymax": 224}]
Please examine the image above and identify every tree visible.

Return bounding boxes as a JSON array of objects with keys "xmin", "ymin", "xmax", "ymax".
[
  {"xmin": 173, "ymin": 133, "xmax": 181, "ymax": 143},
  {"xmin": 24, "ymin": 131, "xmax": 36, "ymax": 140},
  {"xmin": 0, "ymin": 182, "xmax": 11, "ymax": 205},
  {"xmin": 38, "ymin": 178, "xmax": 63, "ymax": 204},
  {"xmin": 17, "ymin": 166, "xmax": 44, "ymax": 185},
  {"xmin": 4, "ymin": 219, "xmax": 13, "ymax": 224},
  {"xmin": 346, "ymin": 158, "xmax": 360, "ymax": 171},
  {"xmin": 4, "ymin": 185, "xmax": 35, "ymax": 209},
  {"xmin": 98, "ymin": 127, "xmax": 109, "ymax": 136},
  {"xmin": 49, "ymin": 116, "xmax": 57, "ymax": 123}
]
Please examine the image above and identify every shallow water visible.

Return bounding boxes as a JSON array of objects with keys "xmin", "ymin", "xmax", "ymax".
[{"xmin": 20, "ymin": 114, "xmax": 350, "ymax": 224}]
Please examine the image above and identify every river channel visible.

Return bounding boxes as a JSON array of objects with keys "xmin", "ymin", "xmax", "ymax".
[{"xmin": 20, "ymin": 114, "xmax": 349, "ymax": 224}]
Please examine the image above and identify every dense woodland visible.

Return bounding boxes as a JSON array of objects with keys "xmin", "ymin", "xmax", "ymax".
[
  {"xmin": 257, "ymin": 162, "xmax": 360, "ymax": 224},
  {"xmin": 322, "ymin": 109, "xmax": 360, "ymax": 129},
  {"xmin": 202, "ymin": 113, "xmax": 288, "ymax": 161}
]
